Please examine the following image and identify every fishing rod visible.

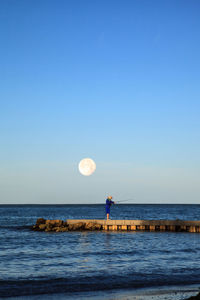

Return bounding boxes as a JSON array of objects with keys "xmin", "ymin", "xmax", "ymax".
[
  {"xmin": 116, "ymin": 199, "xmax": 134, "ymax": 203},
  {"xmin": 94, "ymin": 198, "xmax": 135, "ymax": 204}
]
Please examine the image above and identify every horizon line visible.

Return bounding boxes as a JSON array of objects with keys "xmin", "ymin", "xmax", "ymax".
[{"xmin": 0, "ymin": 203, "xmax": 199, "ymax": 205}]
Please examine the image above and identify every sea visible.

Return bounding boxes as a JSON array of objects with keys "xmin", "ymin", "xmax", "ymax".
[{"xmin": 1, "ymin": 204, "xmax": 200, "ymax": 300}]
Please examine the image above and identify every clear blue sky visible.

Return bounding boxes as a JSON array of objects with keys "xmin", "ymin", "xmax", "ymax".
[{"xmin": 0, "ymin": 0, "xmax": 200, "ymax": 204}]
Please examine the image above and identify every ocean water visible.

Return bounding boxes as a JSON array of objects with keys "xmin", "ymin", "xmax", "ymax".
[{"xmin": 1, "ymin": 204, "xmax": 200, "ymax": 299}]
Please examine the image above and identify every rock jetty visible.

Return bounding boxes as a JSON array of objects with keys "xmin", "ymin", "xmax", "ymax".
[
  {"xmin": 32, "ymin": 218, "xmax": 103, "ymax": 232},
  {"xmin": 32, "ymin": 218, "xmax": 200, "ymax": 233}
]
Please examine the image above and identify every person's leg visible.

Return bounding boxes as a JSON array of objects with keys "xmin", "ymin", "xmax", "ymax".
[{"xmin": 106, "ymin": 206, "xmax": 110, "ymax": 220}]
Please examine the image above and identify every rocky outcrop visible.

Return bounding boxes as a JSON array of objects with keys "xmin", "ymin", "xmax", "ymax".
[{"xmin": 32, "ymin": 219, "xmax": 103, "ymax": 232}]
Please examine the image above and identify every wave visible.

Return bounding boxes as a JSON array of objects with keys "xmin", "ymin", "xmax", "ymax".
[{"xmin": 1, "ymin": 275, "xmax": 200, "ymax": 298}]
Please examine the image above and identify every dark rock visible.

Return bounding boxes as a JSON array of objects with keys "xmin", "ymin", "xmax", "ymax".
[
  {"xmin": 44, "ymin": 225, "xmax": 53, "ymax": 232},
  {"xmin": 54, "ymin": 227, "xmax": 61, "ymax": 232},
  {"xmin": 39, "ymin": 224, "xmax": 46, "ymax": 230},
  {"xmin": 68, "ymin": 224, "xmax": 75, "ymax": 230},
  {"xmin": 94, "ymin": 223, "xmax": 102, "ymax": 230},
  {"xmin": 32, "ymin": 219, "xmax": 102, "ymax": 232},
  {"xmin": 85, "ymin": 222, "xmax": 102, "ymax": 230},
  {"xmin": 84, "ymin": 222, "xmax": 93, "ymax": 230},
  {"xmin": 68, "ymin": 222, "xmax": 85, "ymax": 231},
  {"xmin": 46, "ymin": 220, "xmax": 63, "ymax": 227},
  {"xmin": 36, "ymin": 218, "xmax": 46, "ymax": 226},
  {"xmin": 59, "ymin": 227, "xmax": 69, "ymax": 232}
]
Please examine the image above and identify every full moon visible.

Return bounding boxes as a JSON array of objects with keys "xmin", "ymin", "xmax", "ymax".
[{"xmin": 78, "ymin": 158, "xmax": 96, "ymax": 176}]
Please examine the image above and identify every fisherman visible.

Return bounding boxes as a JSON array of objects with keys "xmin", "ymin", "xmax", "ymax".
[{"xmin": 106, "ymin": 196, "xmax": 115, "ymax": 220}]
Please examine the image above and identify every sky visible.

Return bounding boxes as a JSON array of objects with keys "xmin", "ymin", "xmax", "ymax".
[{"xmin": 0, "ymin": 0, "xmax": 200, "ymax": 204}]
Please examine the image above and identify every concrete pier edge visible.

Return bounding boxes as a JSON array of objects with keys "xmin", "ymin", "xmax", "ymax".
[{"xmin": 66, "ymin": 219, "xmax": 200, "ymax": 232}]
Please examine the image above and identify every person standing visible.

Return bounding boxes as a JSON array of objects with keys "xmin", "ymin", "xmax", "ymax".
[{"xmin": 105, "ymin": 196, "xmax": 115, "ymax": 220}]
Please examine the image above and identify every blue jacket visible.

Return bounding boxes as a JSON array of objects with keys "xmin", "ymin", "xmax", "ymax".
[{"xmin": 106, "ymin": 199, "xmax": 114, "ymax": 208}]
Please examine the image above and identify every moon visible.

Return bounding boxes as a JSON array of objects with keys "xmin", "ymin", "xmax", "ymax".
[{"xmin": 78, "ymin": 158, "xmax": 96, "ymax": 176}]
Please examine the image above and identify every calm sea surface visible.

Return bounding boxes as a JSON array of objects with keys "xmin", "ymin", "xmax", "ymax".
[{"xmin": 1, "ymin": 204, "xmax": 200, "ymax": 299}]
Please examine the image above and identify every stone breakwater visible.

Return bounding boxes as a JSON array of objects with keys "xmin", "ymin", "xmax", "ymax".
[
  {"xmin": 32, "ymin": 218, "xmax": 102, "ymax": 232},
  {"xmin": 32, "ymin": 218, "xmax": 200, "ymax": 233}
]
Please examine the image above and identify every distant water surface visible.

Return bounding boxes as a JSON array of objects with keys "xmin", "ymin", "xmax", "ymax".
[{"xmin": 1, "ymin": 204, "xmax": 200, "ymax": 298}]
